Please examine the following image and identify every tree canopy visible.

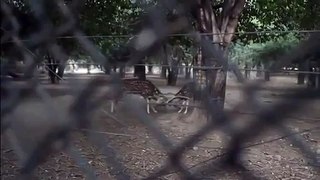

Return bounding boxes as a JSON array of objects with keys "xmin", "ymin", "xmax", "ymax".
[
  {"xmin": 237, "ymin": 0, "xmax": 320, "ymax": 43},
  {"xmin": 2, "ymin": 0, "xmax": 319, "ymax": 65}
]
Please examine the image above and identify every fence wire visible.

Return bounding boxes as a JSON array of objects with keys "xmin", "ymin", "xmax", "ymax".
[{"xmin": 1, "ymin": 0, "xmax": 320, "ymax": 180}]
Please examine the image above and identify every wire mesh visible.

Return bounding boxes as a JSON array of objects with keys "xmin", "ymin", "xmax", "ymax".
[{"xmin": 1, "ymin": 0, "xmax": 320, "ymax": 180}]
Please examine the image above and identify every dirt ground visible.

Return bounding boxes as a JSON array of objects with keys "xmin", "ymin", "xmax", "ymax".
[{"xmin": 1, "ymin": 73, "xmax": 320, "ymax": 180}]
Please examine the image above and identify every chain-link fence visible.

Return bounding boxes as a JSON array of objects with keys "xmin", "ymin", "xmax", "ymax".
[{"xmin": 1, "ymin": 0, "xmax": 320, "ymax": 179}]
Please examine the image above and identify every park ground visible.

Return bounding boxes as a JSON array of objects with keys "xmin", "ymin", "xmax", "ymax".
[{"xmin": 1, "ymin": 72, "xmax": 320, "ymax": 180}]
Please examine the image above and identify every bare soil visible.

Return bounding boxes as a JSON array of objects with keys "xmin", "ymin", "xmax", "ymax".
[{"xmin": 1, "ymin": 74, "xmax": 320, "ymax": 180}]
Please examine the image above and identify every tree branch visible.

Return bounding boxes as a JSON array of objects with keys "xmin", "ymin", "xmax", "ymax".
[
  {"xmin": 220, "ymin": 0, "xmax": 235, "ymax": 37},
  {"xmin": 223, "ymin": 0, "xmax": 246, "ymax": 45}
]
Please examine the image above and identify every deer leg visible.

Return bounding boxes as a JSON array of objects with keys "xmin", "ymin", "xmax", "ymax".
[
  {"xmin": 111, "ymin": 101, "xmax": 115, "ymax": 113},
  {"xmin": 178, "ymin": 100, "xmax": 185, "ymax": 113},
  {"xmin": 177, "ymin": 101, "xmax": 182, "ymax": 113},
  {"xmin": 151, "ymin": 104, "xmax": 158, "ymax": 113},
  {"xmin": 184, "ymin": 100, "xmax": 189, "ymax": 114},
  {"xmin": 146, "ymin": 98, "xmax": 150, "ymax": 114},
  {"xmin": 150, "ymin": 98, "xmax": 158, "ymax": 113}
]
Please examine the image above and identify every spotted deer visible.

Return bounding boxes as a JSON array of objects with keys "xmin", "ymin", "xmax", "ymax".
[
  {"xmin": 110, "ymin": 78, "xmax": 167, "ymax": 114},
  {"xmin": 166, "ymin": 82, "xmax": 194, "ymax": 114}
]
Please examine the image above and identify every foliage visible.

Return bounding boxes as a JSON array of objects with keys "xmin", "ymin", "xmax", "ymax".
[
  {"xmin": 3, "ymin": 0, "xmax": 319, "ymax": 64},
  {"xmin": 229, "ymin": 33, "xmax": 300, "ymax": 68},
  {"xmin": 237, "ymin": 0, "xmax": 320, "ymax": 43},
  {"xmin": 78, "ymin": 0, "xmax": 143, "ymax": 55}
]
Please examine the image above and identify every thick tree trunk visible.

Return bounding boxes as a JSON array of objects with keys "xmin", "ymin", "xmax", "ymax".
[
  {"xmin": 187, "ymin": 0, "xmax": 245, "ymax": 123},
  {"xmin": 194, "ymin": 0, "xmax": 245, "ymax": 105}
]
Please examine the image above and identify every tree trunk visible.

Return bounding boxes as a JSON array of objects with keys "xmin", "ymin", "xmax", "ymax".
[
  {"xmin": 193, "ymin": 0, "xmax": 245, "ymax": 107},
  {"xmin": 264, "ymin": 70, "xmax": 270, "ymax": 81},
  {"xmin": 306, "ymin": 59, "xmax": 313, "ymax": 87},
  {"xmin": 256, "ymin": 61, "xmax": 262, "ymax": 77},
  {"xmin": 307, "ymin": 60, "xmax": 320, "ymax": 88},
  {"xmin": 161, "ymin": 45, "xmax": 168, "ymax": 78},
  {"xmin": 244, "ymin": 63, "xmax": 250, "ymax": 79},
  {"xmin": 47, "ymin": 53, "xmax": 58, "ymax": 84},
  {"xmin": 104, "ymin": 65, "xmax": 111, "ymax": 74},
  {"xmin": 168, "ymin": 44, "xmax": 184, "ymax": 86},
  {"xmin": 167, "ymin": 56, "xmax": 179, "ymax": 86},
  {"xmin": 297, "ymin": 61, "xmax": 308, "ymax": 84},
  {"xmin": 167, "ymin": 68, "xmax": 178, "ymax": 86},
  {"xmin": 316, "ymin": 67, "xmax": 320, "ymax": 89},
  {"xmin": 134, "ymin": 60, "xmax": 146, "ymax": 80},
  {"xmin": 262, "ymin": 63, "xmax": 270, "ymax": 81},
  {"xmin": 57, "ymin": 63, "xmax": 65, "ymax": 82},
  {"xmin": 147, "ymin": 65, "xmax": 153, "ymax": 74},
  {"xmin": 120, "ymin": 65, "xmax": 125, "ymax": 78},
  {"xmin": 307, "ymin": 73, "xmax": 315, "ymax": 88},
  {"xmin": 186, "ymin": 0, "xmax": 245, "ymax": 124},
  {"xmin": 167, "ymin": 71, "xmax": 177, "ymax": 86},
  {"xmin": 161, "ymin": 66, "xmax": 167, "ymax": 78},
  {"xmin": 179, "ymin": 65, "xmax": 184, "ymax": 75},
  {"xmin": 193, "ymin": 48, "xmax": 206, "ymax": 101},
  {"xmin": 185, "ymin": 66, "xmax": 191, "ymax": 79},
  {"xmin": 86, "ymin": 64, "xmax": 91, "ymax": 74},
  {"xmin": 297, "ymin": 73, "xmax": 305, "ymax": 84}
]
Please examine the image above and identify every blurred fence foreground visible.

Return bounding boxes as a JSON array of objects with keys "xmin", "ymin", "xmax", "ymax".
[{"xmin": 1, "ymin": 0, "xmax": 320, "ymax": 180}]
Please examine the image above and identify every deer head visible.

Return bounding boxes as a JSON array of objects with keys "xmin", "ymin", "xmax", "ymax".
[{"xmin": 154, "ymin": 94, "xmax": 168, "ymax": 105}]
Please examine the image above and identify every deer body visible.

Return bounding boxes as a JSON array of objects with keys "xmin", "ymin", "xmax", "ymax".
[
  {"xmin": 166, "ymin": 82, "xmax": 194, "ymax": 114},
  {"xmin": 110, "ymin": 78, "xmax": 167, "ymax": 114}
]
